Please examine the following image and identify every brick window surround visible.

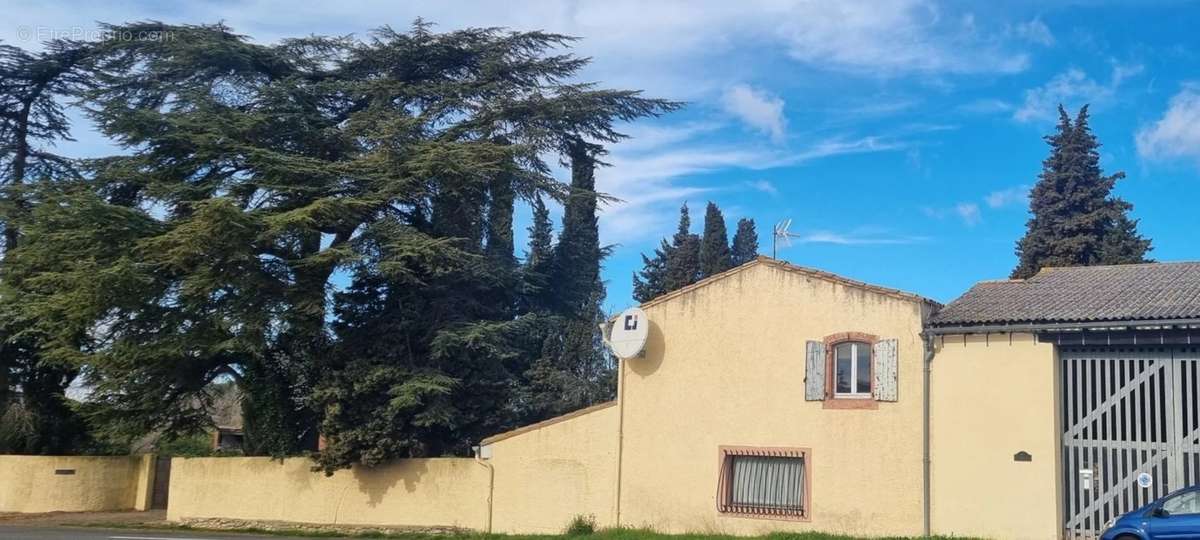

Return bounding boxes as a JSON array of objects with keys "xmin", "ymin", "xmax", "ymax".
[{"xmin": 822, "ymin": 331, "xmax": 879, "ymax": 410}]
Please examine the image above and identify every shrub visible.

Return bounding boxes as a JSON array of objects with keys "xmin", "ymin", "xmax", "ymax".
[{"xmin": 566, "ymin": 514, "xmax": 597, "ymax": 536}]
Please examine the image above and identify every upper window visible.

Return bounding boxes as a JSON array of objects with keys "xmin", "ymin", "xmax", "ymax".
[
  {"xmin": 717, "ymin": 447, "xmax": 809, "ymax": 520},
  {"xmin": 834, "ymin": 341, "xmax": 872, "ymax": 398},
  {"xmin": 1162, "ymin": 491, "xmax": 1200, "ymax": 516}
]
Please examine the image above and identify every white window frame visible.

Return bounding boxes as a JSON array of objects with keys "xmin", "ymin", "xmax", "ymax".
[{"xmin": 833, "ymin": 341, "xmax": 872, "ymax": 399}]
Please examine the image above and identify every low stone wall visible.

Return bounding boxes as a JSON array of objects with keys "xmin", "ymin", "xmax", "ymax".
[
  {"xmin": 0, "ymin": 455, "xmax": 156, "ymax": 513},
  {"xmin": 167, "ymin": 457, "xmax": 491, "ymax": 530}
]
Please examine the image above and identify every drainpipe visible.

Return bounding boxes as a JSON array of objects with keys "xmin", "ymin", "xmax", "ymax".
[
  {"xmin": 921, "ymin": 331, "xmax": 935, "ymax": 538},
  {"xmin": 473, "ymin": 448, "xmax": 495, "ymax": 534},
  {"xmin": 614, "ymin": 353, "xmax": 627, "ymax": 528}
]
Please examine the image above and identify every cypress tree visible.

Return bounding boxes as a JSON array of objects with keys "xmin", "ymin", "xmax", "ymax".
[
  {"xmin": 552, "ymin": 138, "xmax": 603, "ymax": 316},
  {"xmin": 1012, "ymin": 105, "xmax": 1152, "ymax": 279},
  {"xmin": 632, "ymin": 241, "xmax": 671, "ymax": 303},
  {"xmin": 663, "ymin": 203, "xmax": 701, "ymax": 291},
  {"xmin": 520, "ymin": 196, "xmax": 555, "ymax": 313},
  {"xmin": 525, "ymin": 197, "xmax": 554, "ymax": 270},
  {"xmin": 485, "ymin": 171, "xmax": 516, "ymax": 270},
  {"xmin": 699, "ymin": 201, "xmax": 732, "ymax": 277},
  {"xmin": 730, "ymin": 218, "xmax": 759, "ymax": 265}
]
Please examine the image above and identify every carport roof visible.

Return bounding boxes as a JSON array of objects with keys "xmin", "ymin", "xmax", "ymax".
[{"xmin": 929, "ymin": 261, "xmax": 1200, "ymax": 328}]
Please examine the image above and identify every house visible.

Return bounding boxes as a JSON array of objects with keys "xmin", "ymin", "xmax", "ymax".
[
  {"xmin": 482, "ymin": 257, "xmax": 935, "ymax": 537},
  {"xmin": 479, "ymin": 258, "xmax": 1200, "ymax": 540}
]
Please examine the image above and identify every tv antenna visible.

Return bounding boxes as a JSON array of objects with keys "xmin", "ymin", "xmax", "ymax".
[{"xmin": 773, "ymin": 219, "xmax": 801, "ymax": 258}]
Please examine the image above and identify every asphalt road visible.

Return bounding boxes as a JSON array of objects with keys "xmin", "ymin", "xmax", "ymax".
[{"xmin": 0, "ymin": 527, "xmax": 357, "ymax": 540}]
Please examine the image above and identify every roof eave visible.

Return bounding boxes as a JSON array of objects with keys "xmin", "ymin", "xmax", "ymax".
[{"xmin": 926, "ymin": 317, "xmax": 1200, "ymax": 335}]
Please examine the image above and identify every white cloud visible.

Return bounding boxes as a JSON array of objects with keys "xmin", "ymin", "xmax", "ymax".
[
  {"xmin": 958, "ymin": 98, "xmax": 1015, "ymax": 115},
  {"xmin": 790, "ymin": 228, "xmax": 927, "ymax": 245},
  {"xmin": 984, "ymin": 185, "xmax": 1029, "ymax": 208},
  {"xmin": 746, "ymin": 179, "xmax": 779, "ymax": 196},
  {"xmin": 595, "ymin": 129, "xmax": 903, "ymax": 245},
  {"xmin": 1012, "ymin": 17, "xmax": 1055, "ymax": 46},
  {"xmin": 955, "ymin": 202, "xmax": 981, "ymax": 226},
  {"xmin": 922, "ymin": 186, "xmax": 1026, "ymax": 227},
  {"xmin": 1135, "ymin": 85, "xmax": 1200, "ymax": 165},
  {"xmin": 2, "ymin": 0, "xmax": 1033, "ymax": 102},
  {"xmin": 722, "ymin": 85, "xmax": 787, "ymax": 142},
  {"xmin": 791, "ymin": 136, "xmax": 907, "ymax": 161},
  {"xmin": 773, "ymin": 1, "xmax": 1028, "ymax": 75},
  {"xmin": 922, "ymin": 202, "xmax": 982, "ymax": 225},
  {"xmin": 1014, "ymin": 63, "xmax": 1144, "ymax": 122}
]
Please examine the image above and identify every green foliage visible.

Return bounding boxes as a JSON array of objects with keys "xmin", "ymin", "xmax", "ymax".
[
  {"xmin": 0, "ymin": 21, "xmax": 678, "ymax": 463},
  {"xmin": 664, "ymin": 204, "xmax": 702, "ymax": 291},
  {"xmin": 632, "ymin": 239, "xmax": 671, "ymax": 303},
  {"xmin": 699, "ymin": 202, "xmax": 731, "ymax": 277},
  {"xmin": 0, "ymin": 37, "xmax": 96, "ymax": 454},
  {"xmin": 155, "ymin": 433, "xmax": 216, "ymax": 457},
  {"xmin": 566, "ymin": 514, "xmax": 598, "ymax": 536},
  {"xmin": 520, "ymin": 196, "xmax": 556, "ymax": 313},
  {"xmin": 552, "ymin": 139, "xmax": 604, "ymax": 315},
  {"xmin": 635, "ymin": 202, "xmax": 738, "ymax": 303},
  {"xmin": 1012, "ymin": 105, "xmax": 1152, "ymax": 279},
  {"xmin": 730, "ymin": 218, "xmax": 759, "ymax": 266}
]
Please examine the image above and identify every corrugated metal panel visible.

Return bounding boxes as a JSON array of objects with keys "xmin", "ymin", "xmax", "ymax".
[{"xmin": 805, "ymin": 341, "xmax": 825, "ymax": 401}]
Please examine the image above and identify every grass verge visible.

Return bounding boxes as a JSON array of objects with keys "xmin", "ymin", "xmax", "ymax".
[{"xmin": 79, "ymin": 522, "xmax": 981, "ymax": 540}]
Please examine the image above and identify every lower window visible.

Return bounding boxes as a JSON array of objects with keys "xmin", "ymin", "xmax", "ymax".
[{"xmin": 717, "ymin": 447, "xmax": 809, "ymax": 520}]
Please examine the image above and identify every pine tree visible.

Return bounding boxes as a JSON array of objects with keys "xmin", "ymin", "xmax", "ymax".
[
  {"xmin": 1012, "ymin": 105, "xmax": 1152, "ymax": 279},
  {"xmin": 664, "ymin": 203, "xmax": 702, "ymax": 291},
  {"xmin": 0, "ymin": 39, "xmax": 94, "ymax": 453},
  {"xmin": 0, "ymin": 21, "xmax": 680, "ymax": 467},
  {"xmin": 699, "ymin": 202, "xmax": 732, "ymax": 277},
  {"xmin": 1099, "ymin": 214, "xmax": 1153, "ymax": 265},
  {"xmin": 730, "ymin": 218, "xmax": 759, "ymax": 265}
]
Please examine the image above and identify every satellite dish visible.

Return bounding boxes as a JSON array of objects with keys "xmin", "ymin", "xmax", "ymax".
[{"xmin": 606, "ymin": 307, "xmax": 649, "ymax": 359}]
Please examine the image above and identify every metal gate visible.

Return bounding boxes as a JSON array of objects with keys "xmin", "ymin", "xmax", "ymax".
[
  {"xmin": 151, "ymin": 456, "xmax": 171, "ymax": 510},
  {"xmin": 1061, "ymin": 346, "xmax": 1200, "ymax": 539}
]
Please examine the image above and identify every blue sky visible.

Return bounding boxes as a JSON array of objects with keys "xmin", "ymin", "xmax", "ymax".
[{"xmin": 5, "ymin": 0, "xmax": 1200, "ymax": 310}]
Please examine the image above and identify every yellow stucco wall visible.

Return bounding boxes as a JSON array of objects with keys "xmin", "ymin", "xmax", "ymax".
[
  {"xmin": 166, "ymin": 457, "xmax": 490, "ymax": 529},
  {"xmin": 0, "ymin": 455, "xmax": 155, "ymax": 513},
  {"xmin": 930, "ymin": 332, "xmax": 1061, "ymax": 540},
  {"xmin": 484, "ymin": 402, "xmax": 619, "ymax": 534},
  {"xmin": 619, "ymin": 261, "xmax": 931, "ymax": 536}
]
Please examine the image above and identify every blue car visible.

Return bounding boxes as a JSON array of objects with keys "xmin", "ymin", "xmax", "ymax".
[{"xmin": 1102, "ymin": 486, "xmax": 1200, "ymax": 540}]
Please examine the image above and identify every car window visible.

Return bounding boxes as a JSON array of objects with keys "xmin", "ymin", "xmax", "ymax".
[{"xmin": 1163, "ymin": 491, "xmax": 1200, "ymax": 515}]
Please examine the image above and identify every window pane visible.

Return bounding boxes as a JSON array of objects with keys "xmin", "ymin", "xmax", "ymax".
[
  {"xmin": 1164, "ymin": 492, "xmax": 1200, "ymax": 515},
  {"xmin": 835, "ymin": 344, "xmax": 853, "ymax": 394},
  {"xmin": 730, "ymin": 455, "xmax": 805, "ymax": 511},
  {"xmin": 856, "ymin": 345, "xmax": 871, "ymax": 394}
]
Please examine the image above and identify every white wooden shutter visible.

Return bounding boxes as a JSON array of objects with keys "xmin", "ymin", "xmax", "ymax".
[
  {"xmin": 804, "ymin": 341, "xmax": 825, "ymax": 401},
  {"xmin": 873, "ymin": 338, "xmax": 899, "ymax": 402}
]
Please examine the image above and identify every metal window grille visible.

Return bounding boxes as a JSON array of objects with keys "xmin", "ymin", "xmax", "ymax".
[{"xmin": 717, "ymin": 448, "xmax": 807, "ymax": 518}]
